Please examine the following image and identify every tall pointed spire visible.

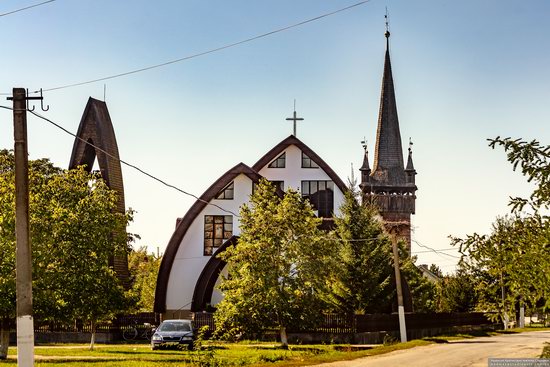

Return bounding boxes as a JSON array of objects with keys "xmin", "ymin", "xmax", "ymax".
[
  {"xmin": 371, "ymin": 24, "xmax": 405, "ymax": 183},
  {"xmin": 359, "ymin": 18, "xmax": 417, "ymax": 254}
]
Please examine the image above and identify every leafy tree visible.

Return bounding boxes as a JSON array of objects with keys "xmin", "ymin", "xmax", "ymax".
[
  {"xmin": 401, "ymin": 259, "xmax": 438, "ymax": 313},
  {"xmin": 488, "ymin": 137, "xmax": 550, "ymax": 212},
  {"xmin": 328, "ymin": 186, "xmax": 395, "ymax": 314},
  {"xmin": 450, "ymin": 138, "xmax": 550, "ymax": 326},
  {"xmin": 0, "ymin": 150, "xmax": 134, "ymax": 355},
  {"xmin": 453, "ymin": 215, "xmax": 549, "ymax": 326},
  {"xmin": 436, "ymin": 265, "xmax": 478, "ymax": 313},
  {"xmin": 428, "ymin": 264, "xmax": 444, "ymax": 278},
  {"xmin": 327, "ymin": 185, "xmax": 437, "ymax": 314},
  {"xmin": 214, "ymin": 179, "xmax": 335, "ymax": 347},
  {"xmin": 128, "ymin": 246, "xmax": 161, "ymax": 312}
]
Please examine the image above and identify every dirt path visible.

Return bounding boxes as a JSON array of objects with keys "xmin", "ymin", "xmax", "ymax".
[{"xmin": 310, "ymin": 331, "xmax": 550, "ymax": 367}]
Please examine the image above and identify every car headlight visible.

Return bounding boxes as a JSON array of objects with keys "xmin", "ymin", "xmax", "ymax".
[{"xmin": 152, "ymin": 334, "xmax": 162, "ymax": 341}]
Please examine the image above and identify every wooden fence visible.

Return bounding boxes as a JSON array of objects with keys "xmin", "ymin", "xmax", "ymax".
[
  {"xmin": 8, "ymin": 312, "xmax": 494, "ymax": 342},
  {"xmin": 192, "ymin": 312, "xmax": 494, "ymax": 334},
  {"xmin": 10, "ymin": 312, "xmax": 159, "ymax": 335}
]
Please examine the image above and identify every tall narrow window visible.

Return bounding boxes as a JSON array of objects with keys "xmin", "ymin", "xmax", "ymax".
[
  {"xmin": 301, "ymin": 152, "xmax": 319, "ymax": 168},
  {"xmin": 268, "ymin": 152, "xmax": 286, "ymax": 168},
  {"xmin": 204, "ymin": 215, "xmax": 233, "ymax": 256},
  {"xmin": 215, "ymin": 182, "xmax": 234, "ymax": 199},
  {"xmin": 301, "ymin": 180, "xmax": 334, "ymax": 217}
]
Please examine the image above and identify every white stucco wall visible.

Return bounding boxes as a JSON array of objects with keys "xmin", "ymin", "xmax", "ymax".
[{"xmin": 165, "ymin": 173, "xmax": 252, "ymax": 311}]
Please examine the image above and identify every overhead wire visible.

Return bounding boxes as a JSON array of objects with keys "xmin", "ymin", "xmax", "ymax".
[
  {"xmin": 412, "ymin": 239, "xmax": 461, "ymax": 259},
  {"xmin": 0, "ymin": 0, "xmax": 371, "ymax": 95},
  {"xmin": 0, "ymin": 104, "xmax": 240, "ymax": 217},
  {"xmin": 2, "ymin": 107, "xmax": 464, "ymax": 264},
  {"xmin": 0, "ymin": 0, "xmax": 55, "ymax": 17},
  {"xmin": 412, "ymin": 248, "xmax": 459, "ymax": 254}
]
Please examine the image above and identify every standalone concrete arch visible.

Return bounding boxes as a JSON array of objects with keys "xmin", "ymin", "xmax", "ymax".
[{"xmin": 69, "ymin": 97, "xmax": 129, "ymax": 284}]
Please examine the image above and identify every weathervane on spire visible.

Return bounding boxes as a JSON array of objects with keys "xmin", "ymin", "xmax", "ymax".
[
  {"xmin": 408, "ymin": 137, "xmax": 413, "ymax": 153},
  {"xmin": 285, "ymin": 99, "xmax": 304, "ymax": 137},
  {"xmin": 361, "ymin": 137, "xmax": 368, "ymax": 153},
  {"xmin": 385, "ymin": 7, "xmax": 390, "ymax": 38}
]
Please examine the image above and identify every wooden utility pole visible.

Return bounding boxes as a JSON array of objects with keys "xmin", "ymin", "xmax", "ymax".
[
  {"xmin": 390, "ymin": 229, "xmax": 407, "ymax": 342},
  {"xmin": 8, "ymin": 88, "xmax": 40, "ymax": 367}
]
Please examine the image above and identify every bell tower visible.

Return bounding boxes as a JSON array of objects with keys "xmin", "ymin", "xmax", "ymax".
[{"xmin": 360, "ymin": 29, "xmax": 417, "ymax": 252}]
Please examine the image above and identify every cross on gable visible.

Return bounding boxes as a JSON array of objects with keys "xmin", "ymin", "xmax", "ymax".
[{"xmin": 285, "ymin": 106, "xmax": 304, "ymax": 137}]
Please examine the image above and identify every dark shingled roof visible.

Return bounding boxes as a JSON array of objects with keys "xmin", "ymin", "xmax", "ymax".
[{"xmin": 371, "ymin": 37, "xmax": 406, "ymax": 186}]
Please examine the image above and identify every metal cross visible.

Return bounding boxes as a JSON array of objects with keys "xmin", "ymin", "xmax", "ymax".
[{"xmin": 285, "ymin": 100, "xmax": 304, "ymax": 137}]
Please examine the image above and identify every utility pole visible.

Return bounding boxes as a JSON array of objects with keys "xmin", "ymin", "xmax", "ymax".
[
  {"xmin": 390, "ymin": 228, "xmax": 407, "ymax": 343},
  {"xmin": 8, "ymin": 88, "xmax": 42, "ymax": 367}
]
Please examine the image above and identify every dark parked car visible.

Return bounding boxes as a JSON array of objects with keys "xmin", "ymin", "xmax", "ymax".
[{"xmin": 151, "ymin": 319, "xmax": 194, "ymax": 350}]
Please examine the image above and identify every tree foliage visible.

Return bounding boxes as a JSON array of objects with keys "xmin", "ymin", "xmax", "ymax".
[
  {"xmin": 488, "ymin": 137, "xmax": 550, "ymax": 212},
  {"xmin": 453, "ymin": 214, "xmax": 549, "ymax": 322},
  {"xmin": 450, "ymin": 137, "xmax": 550, "ymax": 324},
  {"xmin": 436, "ymin": 265, "xmax": 478, "ymax": 313},
  {"xmin": 0, "ymin": 150, "xmax": 134, "ymax": 355},
  {"xmin": 328, "ymin": 187, "xmax": 395, "ymax": 314},
  {"xmin": 401, "ymin": 259, "xmax": 438, "ymax": 313},
  {"xmin": 214, "ymin": 180, "xmax": 335, "ymax": 345},
  {"xmin": 128, "ymin": 246, "xmax": 161, "ymax": 312}
]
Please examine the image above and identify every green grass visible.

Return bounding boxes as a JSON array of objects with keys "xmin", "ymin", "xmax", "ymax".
[
  {"xmin": 1, "ymin": 327, "xmax": 547, "ymax": 367},
  {"xmin": 541, "ymin": 343, "xmax": 550, "ymax": 359},
  {"xmin": 0, "ymin": 341, "xmax": 435, "ymax": 367}
]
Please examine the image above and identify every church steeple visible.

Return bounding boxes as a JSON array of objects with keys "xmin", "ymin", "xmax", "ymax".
[
  {"xmin": 359, "ymin": 23, "xmax": 417, "ymax": 253},
  {"xmin": 371, "ymin": 27, "xmax": 405, "ymax": 183}
]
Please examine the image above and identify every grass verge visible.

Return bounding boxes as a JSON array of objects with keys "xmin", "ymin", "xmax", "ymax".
[
  {"xmin": 1, "ymin": 327, "xmax": 547, "ymax": 367},
  {"xmin": 0, "ymin": 340, "xmax": 432, "ymax": 367}
]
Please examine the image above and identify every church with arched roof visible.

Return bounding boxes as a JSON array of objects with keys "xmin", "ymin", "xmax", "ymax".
[{"xmin": 153, "ymin": 29, "xmax": 417, "ymax": 319}]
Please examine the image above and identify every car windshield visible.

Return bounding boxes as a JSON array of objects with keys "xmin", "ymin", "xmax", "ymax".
[{"xmin": 158, "ymin": 321, "xmax": 191, "ymax": 332}]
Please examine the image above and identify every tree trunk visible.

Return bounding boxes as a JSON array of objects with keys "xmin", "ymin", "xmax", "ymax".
[
  {"xmin": 279, "ymin": 326, "xmax": 288, "ymax": 349},
  {"xmin": 0, "ymin": 318, "xmax": 9, "ymax": 360},
  {"xmin": 89, "ymin": 320, "xmax": 96, "ymax": 351},
  {"xmin": 519, "ymin": 298, "xmax": 525, "ymax": 328}
]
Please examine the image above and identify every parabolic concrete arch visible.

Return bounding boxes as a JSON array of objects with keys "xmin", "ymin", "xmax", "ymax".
[{"xmin": 69, "ymin": 97, "xmax": 130, "ymax": 285}]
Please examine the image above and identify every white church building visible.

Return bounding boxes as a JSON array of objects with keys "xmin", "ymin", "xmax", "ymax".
[
  {"xmin": 154, "ymin": 135, "xmax": 347, "ymax": 318},
  {"xmin": 153, "ymin": 29, "xmax": 417, "ymax": 318}
]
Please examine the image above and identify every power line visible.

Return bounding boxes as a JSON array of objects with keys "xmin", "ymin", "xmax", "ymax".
[
  {"xmin": 0, "ymin": 104, "xmax": 240, "ymax": 217},
  {"xmin": 3, "ymin": 104, "xmax": 462, "ymax": 258},
  {"xmin": 0, "ymin": 0, "xmax": 55, "ymax": 17},
  {"xmin": 412, "ymin": 239, "xmax": 461, "ymax": 259},
  {"xmin": 0, "ymin": 0, "xmax": 371, "ymax": 95},
  {"xmin": 412, "ymin": 248, "xmax": 459, "ymax": 254}
]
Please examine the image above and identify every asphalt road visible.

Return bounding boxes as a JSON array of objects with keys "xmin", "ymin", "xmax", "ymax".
[{"xmin": 314, "ymin": 330, "xmax": 550, "ymax": 367}]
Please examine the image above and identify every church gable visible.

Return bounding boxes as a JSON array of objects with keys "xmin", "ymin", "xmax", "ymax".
[
  {"xmin": 252, "ymin": 135, "xmax": 346, "ymax": 220},
  {"xmin": 252, "ymin": 135, "xmax": 346, "ymax": 195}
]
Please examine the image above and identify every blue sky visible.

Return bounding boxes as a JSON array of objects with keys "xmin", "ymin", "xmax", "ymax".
[{"xmin": 1, "ymin": 0, "xmax": 549, "ymax": 273}]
